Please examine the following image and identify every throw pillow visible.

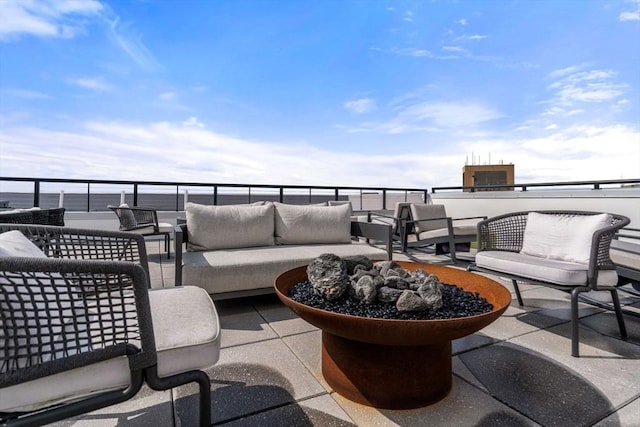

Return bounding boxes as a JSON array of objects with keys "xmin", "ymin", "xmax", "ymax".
[
  {"xmin": 186, "ymin": 202, "xmax": 275, "ymax": 251},
  {"xmin": 274, "ymin": 202, "xmax": 351, "ymax": 245},
  {"xmin": 520, "ymin": 212, "xmax": 612, "ymax": 264}
]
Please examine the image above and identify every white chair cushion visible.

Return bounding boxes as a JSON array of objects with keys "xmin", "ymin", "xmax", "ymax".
[
  {"xmin": 149, "ymin": 286, "xmax": 221, "ymax": 377},
  {"xmin": 476, "ymin": 251, "xmax": 618, "ymax": 287},
  {"xmin": 520, "ymin": 212, "xmax": 612, "ymax": 264},
  {"xmin": 274, "ymin": 203, "xmax": 351, "ymax": 245},
  {"xmin": 186, "ymin": 202, "xmax": 275, "ymax": 251},
  {"xmin": 0, "ymin": 230, "xmax": 47, "ymax": 258}
]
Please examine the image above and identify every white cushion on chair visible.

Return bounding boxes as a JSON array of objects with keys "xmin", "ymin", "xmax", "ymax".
[
  {"xmin": 149, "ymin": 286, "xmax": 221, "ymax": 377},
  {"xmin": 520, "ymin": 212, "xmax": 611, "ymax": 264},
  {"xmin": 476, "ymin": 251, "xmax": 618, "ymax": 286},
  {"xmin": 0, "ymin": 230, "xmax": 47, "ymax": 258}
]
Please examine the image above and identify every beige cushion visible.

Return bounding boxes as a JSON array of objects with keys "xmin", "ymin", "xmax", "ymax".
[
  {"xmin": 520, "ymin": 212, "xmax": 612, "ymax": 264},
  {"xmin": 476, "ymin": 251, "xmax": 618, "ymax": 287},
  {"xmin": 274, "ymin": 203, "xmax": 351, "ymax": 245},
  {"xmin": 416, "ymin": 224, "xmax": 476, "ymax": 241},
  {"xmin": 186, "ymin": 202, "xmax": 275, "ymax": 251},
  {"xmin": 182, "ymin": 242, "xmax": 390, "ymax": 294},
  {"xmin": 410, "ymin": 204, "xmax": 448, "ymax": 233},
  {"xmin": 0, "ymin": 230, "xmax": 47, "ymax": 258}
]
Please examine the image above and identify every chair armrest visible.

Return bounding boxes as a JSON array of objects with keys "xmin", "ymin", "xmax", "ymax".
[
  {"xmin": 0, "ymin": 257, "xmax": 157, "ymax": 387},
  {"xmin": 351, "ymin": 221, "xmax": 393, "ymax": 259},
  {"xmin": 174, "ymin": 224, "xmax": 187, "ymax": 287},
  {"xmin": 452, "ymin": 215, "xmax": 487, "ymax": 221},
  {"xmin": 477, "ymin": 212, "xmax": 529, "ymax": 252}
]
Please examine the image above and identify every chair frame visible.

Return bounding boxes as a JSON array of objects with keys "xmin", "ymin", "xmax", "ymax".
[
  {"xmin": 0, "ymin": 225, "xmax": 210, "ymax": 427},
  {"xmin": 109, "ymin": 206, "xmax": 171, "ymax": 259},
  {"xmin": 468, "ymin": 210, "xmax": 630, "ymax": 357}
]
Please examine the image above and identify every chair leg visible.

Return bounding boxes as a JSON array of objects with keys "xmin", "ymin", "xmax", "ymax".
[
  {"xmin": 610, "ymin": 289, "xmax": 628, "ymax": 339},
  {"xmin": 570, "ymin": 288, "xmax": 583, "ymax": 357},
  {"xmin": 145, "ymin": 366, "xmax": 211, "ymax": 427},
  {"xmin": 512, "ymin": 280, "xmax": 524, "ymax": 306},
  {"xmin": 165, "ymin": 234, "xmax": 171, "ymax": 259}
]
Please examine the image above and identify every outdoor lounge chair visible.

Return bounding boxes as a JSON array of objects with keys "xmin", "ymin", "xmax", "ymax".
[
  {"xmin": 367, "ymin": 202, "xmax": 414, "ymax": 249},
  {"xmin": 469, "ymin": 210, "xmax": 630, "ymax": 357},
  {"xmin": 0, "ymin": 225, "xmax": 220, "ymax": 426},
  {"xmin": 405, "ymin": 204, "xmax": 486, "ymax": 263},
  {"xmin": 109, "ymin": 205, "xmax": 173, "ymax": 258}
]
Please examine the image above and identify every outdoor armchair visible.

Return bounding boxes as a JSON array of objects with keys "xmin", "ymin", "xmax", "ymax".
[
  {"xmin": 405, "ymin": 204, "xmax": 486, "ymax": 263},
  {"xmin": 366, "ymin": 202, "xmax": 413, "ymax": 250},
  {"xmin": 469, "ymin": 210, "xmax": 630, "ymax": 357},
  {"xmin": 0, "ymin": 225, "xmax": 220, "ymax": 426},
  {"xmin": 109, "ymin": 205, "xmax": 173, "ymax": 258}
]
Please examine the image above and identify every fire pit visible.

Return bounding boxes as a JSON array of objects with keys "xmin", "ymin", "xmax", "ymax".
[{"xmin": 274, "ymin": 261, "xmax": 511, "ymax": 409}]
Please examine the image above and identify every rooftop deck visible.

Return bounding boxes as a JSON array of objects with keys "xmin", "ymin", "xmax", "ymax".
[{"xmin": 51, "ymin": 242, "xmax": 640, "ymax": 427}]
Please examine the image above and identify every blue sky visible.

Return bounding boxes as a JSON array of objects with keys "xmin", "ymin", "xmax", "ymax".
[{"xmin": 1, "ymin": 0, "xmax": 639, "ymax": 190}]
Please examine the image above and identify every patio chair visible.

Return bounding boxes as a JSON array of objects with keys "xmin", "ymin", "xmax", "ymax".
[
  {"xmin": 405, "ymin": 204, "xmax": 486, "ymax": 263},
  {"xmin": 0, "ymin": 225, "xmax": 220, "ymax": 426},
  {"xmin": 109, "ymin": 205, "xmax": 173, "ymax": 258},
  {"xmin": 367, "ymin": 202, "xmax": 414, "ymax": 249},
  {"xmin": 469, "ymin": 210, "xmax": 630, "ymax": 357}
]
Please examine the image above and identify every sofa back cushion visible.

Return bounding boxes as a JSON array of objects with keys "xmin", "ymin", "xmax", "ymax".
[
  {"xmin": 520, "ymin": 212, "xmax": 612, "ymax": 264},
  {"xmin": 274, "ymin": 203, "xmax": 351, "ymax": 245},
  {"xmin": 186, "ymin": 202, "xmax": 275, "ymax": 251}
]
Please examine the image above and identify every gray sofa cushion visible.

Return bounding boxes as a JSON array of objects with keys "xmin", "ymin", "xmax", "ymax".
[
  {"xmin": 274, "ymin": 203, "xmax": 351, "ymax": 245},
  {"xmin": 186, "ymin": 202, "xmax": 275, "ymax": 251},
  {"xmin": 182, "ymin": 243, "xmax": 389, "ymax": 294},
  {"xmin": 475, "ymin": 251, "xmax": 618, "ymax": 286}
]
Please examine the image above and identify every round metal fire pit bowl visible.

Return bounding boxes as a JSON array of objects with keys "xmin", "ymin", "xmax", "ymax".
[{"xmin": 274, "ymin": 261, "xmax": 511, "ymax": 409}]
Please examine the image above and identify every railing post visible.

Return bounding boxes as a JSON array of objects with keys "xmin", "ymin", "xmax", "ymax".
[
  {"xmin": 279, "ymin": 187, "xmax": 284, "ymax": 203},
  {"xmin": 133, "ymin": 184, "xmax": 139, "ymax": 206},
  {"xmin": 382, "ymin": 189, "xmax": 387, "ymax": 210},
  {"xmin": 86, "ymin": 183, "xmax": 90, "ymax": 212},
  {"xmin": 213, "ymin": 186, "xmax": 218, "ymax": 205},
  {"xmin": 334, "ymin": 188, "xmax": 339, "ymax": 201},
  {"xmin": 59, "ymin": 190, "xmax": 64, "ymax": 208},
  {"xmin": 33, "ymin": 180, "xmax": 40, "ymax": 207}
]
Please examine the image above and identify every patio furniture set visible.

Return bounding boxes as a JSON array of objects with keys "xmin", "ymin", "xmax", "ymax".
[{"xmin": 0, "ymin": 200, "xmax": 637, "ymax": 425}]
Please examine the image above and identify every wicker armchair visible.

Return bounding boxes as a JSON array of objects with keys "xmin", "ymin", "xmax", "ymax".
[
  {"xmin": 0, "ymin": 225, "xmax": 219, "ymax": 426},
  {"xmin": 109, "ymin": 205, "xmax": 172, "ymax": 258},
  {"xmin": 0, "ymin": 208, "xmax": 65, "ymax": 226},
  {"xmin": 469, "ymin": 210, "xmax": 630, "ymax": 356}
]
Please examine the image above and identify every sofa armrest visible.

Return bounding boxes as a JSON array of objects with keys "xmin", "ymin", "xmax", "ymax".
[{"xmin": 351, "ymin": 220, "xmax": 393, "ymax": 259}]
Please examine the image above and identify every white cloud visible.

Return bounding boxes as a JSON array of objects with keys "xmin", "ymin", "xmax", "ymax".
[
  {"xmin": 0, "ymin": 0, "xmax": 103, "ymax": 41},
  {"xmin": 158, "ymin": 91, "xmax": 176, "ymax": 101},
  {"xmin": 442, "ymin": 46, "xmax": 466, "ymax": 52},
  {"xmin": 619, "ymin": 0, "xmax": 640, "ymax": 21},
  {"xmin": 544, "ymin": 66, "xmax": 627, "ymax": 116},
  {"xmin": 182, "ymin": 117, "xmax": 204, "ymax": 128},
  {"xmin": 344, "ymin": 98, "xmax": 376, "ymax": 114},
  {"xmin": 3, "ymin": 88, "xmax": 52, "ymax": 99},
  {"xmin": 456, "ymin": 18, "xmax": 468, "ymax": 26},
  {"xmin": 404, "ymin": 11, "xmax": 414, "ymax": 23},
  {"xmin": 107, "ymin": 17, "xmax": 162, "ymax": 71},
  {"xmin": 68, "ymin": 77, "xmax": 112, "ymax": 91},
  {"xmin": 345, "ymin": 101, "xmax": 502, "ymax": 134}
]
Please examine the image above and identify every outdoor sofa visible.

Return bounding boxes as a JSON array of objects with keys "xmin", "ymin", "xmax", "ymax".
[{"xmin": 175, "ymin": 202, "xmax": 392, "ymax": 299}]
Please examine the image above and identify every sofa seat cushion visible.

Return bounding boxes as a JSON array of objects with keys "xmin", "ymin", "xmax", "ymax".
[
  {"xmin": 182, "ymin": 243, "xmax": 390, "ymax": 294},
  {"xmin": 149, "ymin": 286, "xmax": 221, "ymax": 377},
  {"xmin": 476, "ymin": 251, "xmax": 618, "ymax": 287},
  {"xmin": 416, "ymin": 224, "xmax": 476, "ymax": 241},
  {"xmin": 133, "ymin": 222, "xmax": 174, "ymax": 235},
  {"xmin": 186, "ymin": 202, "xmax": 275, "ymax": 251}
]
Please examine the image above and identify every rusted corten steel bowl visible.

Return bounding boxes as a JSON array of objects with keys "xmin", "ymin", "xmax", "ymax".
[{"xmin": 274, "ymin": 261, "xmax": 511, "ymax": 409}]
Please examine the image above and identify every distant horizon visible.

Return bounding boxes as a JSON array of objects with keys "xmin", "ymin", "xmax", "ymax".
[{"xmin": 1, "ymin": 0, "xmax": 639, "ymax": 187}]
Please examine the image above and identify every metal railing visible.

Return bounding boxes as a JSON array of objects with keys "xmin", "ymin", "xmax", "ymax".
[
  {"xmin": 0, "ymin": 177, "xmax": 430, "ymax": 212},
  {"xmin": 431, "ymin": 178, "xmax": 640, "ymax": 193}
]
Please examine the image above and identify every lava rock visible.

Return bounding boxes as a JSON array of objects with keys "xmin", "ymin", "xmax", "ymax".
[
  {"xmin": 384, "ymin": 275, "xmax": 410, "ymax": 290},
  {"xmin": 378, "ymin": 286, "xmax": 404, "ymax": 303},
  {"xmin": 343, "ymin": 255, "xmax": 374, "ymax": 274},
  {"xmin": 417, "ymin": 281, "xmax": 443, "ymax": 311},
  {"xmin": 352, "ymin": 275, "xmax": 377, "ymax": 304},
  {"xmin": 396, "ymin": 290, "xmax": 431, "ymax": 312},
  {"xmin": 307, "ymin": 253, "xmax": 349, "ymax": 300},
  {"xmin": 376, "ymin": 260, "xmax": 401, "ymax": 277}
]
